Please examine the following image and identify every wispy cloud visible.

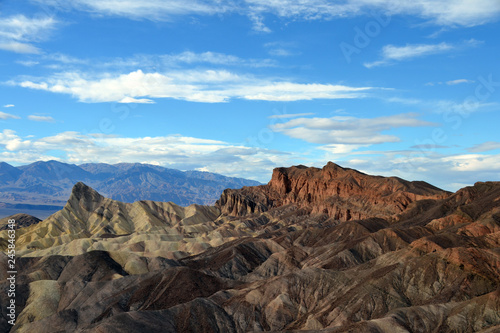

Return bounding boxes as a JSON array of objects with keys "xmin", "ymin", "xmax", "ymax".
[
  {"xmin": 410, "ymin": 144, "xmax": 450, "ymax": 150},
  {"xmin": 365, "ymin": 39, "xmax": 481, "ymax": 68},
  {"xmin": 271, "ymin": 113, "xmax": 436, "ymax": 145},
  {"xmin": 118, "ymin": 97, "xmax": 155, "ymax": 104},
  {"xmin": 446, "ymin": 79, "xmax": 475, "ymax": 85},
  {"xmin": 27, "ymin": 51, "xmax": 277, "ymax": 71},
  {"xmin": 0, "ymin": 42, "xmax": 41, "ymax": 54},
  {"xmin": 339, "ymin": 151, "xmax": 500, "ymax": 191},
  {"xmin": 16, "ymin": 60, "xmax": 40, "ymax": 67},
  {"xmin": 0, "ymin": 112, "xmax": 20, "ymax": 120},
  {"xmin": 247, "ymin": 0, "xmax": 500, "ymax": 27},
  {"xmin": 434, "ymin": 100, "xmax": 498, "ymax": 115},
  {"xmin": 268, "ymin": 48, "xmax": 294, "ymax": 57},
  {"xmin": 12, "ymin": 69, "xmax": 376, "ymax": 103},
  {"xmin": 268, "ymin": 113, "xmax": 315, "ymax": 119},
  {"xmin": 426, "ymin": 79, "xmax": 476, "ymax": 86},
  {"xmin": 467, "ymin": 141, "xmax": 500, "ymax": 153},
  {"xmin": 0, "ymin": 129, "xmax": 291, "ymax": 181},
  {"xmin": 31, "ymin": 0, "xmax": 235, "ymax": 21},
  {"xmin": 28, "ymin": 115, "xmax": 56, "ymax": 122},
  {"xmin": 0, "ymin": 15, "xmax": 58, "ymax": 54},
  {"xmin": 33, "ymin": 0, "xmax": 500, "ymax": 27},
  {"xmin": 264, "ymin": 41, "xmax": 299, "ymax": 57},
  {"xmin": 157, "ymin": 51, "xmax": 276, "ymax": 67},
  {"xmin": 248, "ymin": 12, "xmax": 271, "ymax": 33},
  {"xmin": 3, "ymin": 104, "xmax": 15, "ymax": 108}
]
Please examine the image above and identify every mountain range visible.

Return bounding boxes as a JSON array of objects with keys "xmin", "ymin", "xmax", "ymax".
[
  {"xmin": 0, "ymin": 161, "xmax": 261, "ymax": 218},
  {"xmin": 0, "ymin": 162, "xmax": 499, "ymax": 332}
]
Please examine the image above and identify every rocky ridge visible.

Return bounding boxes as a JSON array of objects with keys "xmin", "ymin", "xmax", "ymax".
[
  {"xmin": 0, "ymin": 160, "xmax": 261, "ymax": 214},
  {"xmin": 217, "ymin": 162, "xmax": 449, "ymax": 220},
  {"xmin": 0, "ymin": 162, "xmax": 499, "ymax": 333},
  {"xmin": 0, "ymin": 214, "xmax": 41, "ymax": 230}
]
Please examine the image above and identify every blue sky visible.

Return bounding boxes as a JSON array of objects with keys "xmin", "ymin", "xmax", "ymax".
[{"xmin": 0, "ymin": 0, "xmax": 499, "ymax": 190}]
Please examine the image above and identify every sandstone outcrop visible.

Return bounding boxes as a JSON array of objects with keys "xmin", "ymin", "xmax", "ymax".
[
  {"xmin": 0, "ymin": 213, "xmax": 41, "ymax": 230},
  {"xmin": 217, "ymin": 162, "xmax": 449, "ymax": 221},
  {"xmin": 1, "ymin": 163, "xmax": 499, "ymax": 332}
]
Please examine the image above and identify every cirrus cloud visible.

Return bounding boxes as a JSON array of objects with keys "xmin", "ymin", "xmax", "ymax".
[
  {"xmin": 365, "ymin": 39, "xmax": 482, "ymax": 68},
  {"xmin": 0, "ymin": 129, "xmax": 293, "ymax": 181},
  {"xmin": 0, "ymin": 112, "xmax": 20, "ymax": 120},
  {"xmin": 467, "ymin": 141, "xmax": 500, "ymax": 153},
  {"xmin": 13, "ymin": 69, "xmax": 376, "ymax": 103},
  {"xmin": 32, "ymin": 0, "xmax": 500, "ymax": 27},
  {"xmin": 271, "ymin": 113, "xmax": 436, "ymax": 145},
  {"xmin": 0, "ymin": 14, "xmax": 58, "ymax": 54},
  {"xmin": 28, "ymin": 115, "xmax": 56, "ymax": 122}
]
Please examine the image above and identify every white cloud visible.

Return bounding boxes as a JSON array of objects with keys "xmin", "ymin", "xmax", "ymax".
[
  {"xmin": 384, "ymin": 43, "xmax": 454, "ymax": 60},
  {"xmin": 45, "ymin": 53, "xmax": 90, "ymax": 65},
  {"xmin": 250, "ymin": 0, "xmax": 500, "ymax": 26},
  {"xmin": 168, "ymin": 51, "xmax": 241, "ymax": 65},
  {"xmin": 0, "ymin": 15, "xmax": 58, "ymax": 54},
  {"xmin": 336, "ymin": 150, "xmax": 500, "ymax": 191},
  {"xmin": 269, "ymin": 48, "xmax": 293, "ymax": 56},
  {"xmin": 268, "ymin": 113, "xmax": 315, "ymax": 119},
  {"xmin": 28, "ymin": 115, "xmax": 56, "ymax": 122},
  {"xmin": 2, "ymin": 127, "xmax": 499, "ymax": 188},
  {"xmin": 468, "ymin": 141, "xmax": 500, "ymax": 153},
  {"xmin": 32, "ymin": 0, "xmax": 500, "ymax": 27},
  {"xmin": 34, "ymin": 0, "xmax": 235, "ymax": 21},
  {"xmin": 16, "ymin": 60, "xmax": 40, "ymax": 67},
  {"xmin": 446, "ymin": 79, "xmax": 474, "ymax": 85},
  {"xmin": 386, "ymin": 95, "xmax": 497, "ymax": 116},
  {"xmin": 385, "ymin": 97, "xmax": 423, "ymax": 105},
  {"xmin": 442, "ymin": 154, "xmax": 500, "ymax": 173},
  {"xmin": 13, "ymin": 69, "xmax": 375, "ymax": 103},
  {"xmin": 410, "ymin": 144, "xmax": 449, "ymax": 150},
  {"xmin": 426, "ymin": 79, "xmax": 475, "ymax": 86},
  {"xmin": 151, "ymin": 51, "xmax": 276, "ymax": 68},
  {"xmin": 22, "ymin": 51, "xmax": 276, "ymax": 74},
  {"xmin": 271, "ymin": 113, "xmax": 436, "ymax": 145},
  {"xmin": 118, "ymin": 97, "xmax": 155, "ymax": 104},
  {"xmin": 0, "ymin": 129, "xmax": 293, "ymax": 181},
  {"xmin": 3, "ymin": 104, "xmax": 15, "ymax": 108},
  {"xmin": 0, "ymin": 42, "xmax": 41, "ymax": 54},
  {"xmin": 319, "ymin": 144, "xmax": 368, "ymax": 154},
  {"xmin": 248, "ymin": 13, "xmax": 272, "ymax": 33},
  {"xmin": 0, "ymin": 112, "xmax": 20, "ymax": 120},
  {"xmin": 264, "ymin": 41, "xmax": 299, "ymax": 57},
  {"xmin": 0, "ymin": 129, "xmax": 31, "ymax": 151},
  {"xmin": 365, "ymin": 40, "xmax": 481, "ymax": 68},
  {"xmin": 434, "ymin": 100, "xmax": 497, "ymax": 115},
  {"xmin": 240, "ymin": 82, "xmax": 373, "ymax": 102}
]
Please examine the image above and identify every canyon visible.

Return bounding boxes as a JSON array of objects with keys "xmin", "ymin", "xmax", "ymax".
[{"xmin": 0, "ymin": 162, "xmax": 498, "ymax": 332}]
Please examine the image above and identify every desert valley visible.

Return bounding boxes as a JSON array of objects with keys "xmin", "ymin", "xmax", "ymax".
[{"xmin": 0, "ymin": 162, "xmax": 499, "ymax": 332}]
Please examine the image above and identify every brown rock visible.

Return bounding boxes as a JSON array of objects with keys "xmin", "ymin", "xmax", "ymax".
[{"xmin": 217, "ymin": 162, "xmax": 449, "ymax": 221}]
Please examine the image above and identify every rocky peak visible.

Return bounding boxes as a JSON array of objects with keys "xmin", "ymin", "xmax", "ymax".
[
  {"xmin": 217, "ymin": 162, "xmax": 451, "ymax": 221},
  {"xmin": 66, "ymin": 182, "xmax": 105, "ymax": 214},
  {"xmin": 0, "ymin": 213, "xmax": 42, "ymax": 230}
]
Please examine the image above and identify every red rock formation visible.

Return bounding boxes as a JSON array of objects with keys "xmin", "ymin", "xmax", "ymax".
[
  {"xmin": 217, "ymin": 162, "xmax": 450, "ymax": 221},
  {"xmin": 3, "ymin": 169, "xmax": 500, "ymax": 333}
]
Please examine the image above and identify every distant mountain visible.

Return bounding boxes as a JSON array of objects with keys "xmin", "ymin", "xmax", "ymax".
[
  {"xmin": 1, "ymin": 163, "xmax": 499, "ymax": 332},
  {"xmin": 0, "ymin": 162, "xmax": 22, "ymax": 184},
  {"xmin": 0, "ymin": 161, "xmax": 261, "ymax": 217}
]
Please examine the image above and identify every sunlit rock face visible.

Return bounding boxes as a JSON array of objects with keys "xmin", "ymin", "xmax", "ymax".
[
  {"xmin": 217, "ymin": 162, "xmax": 449, "ymax": 220},
  {"xmin": 1, "ymin": 163, "xmax": 499, "ymax": 333}
]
